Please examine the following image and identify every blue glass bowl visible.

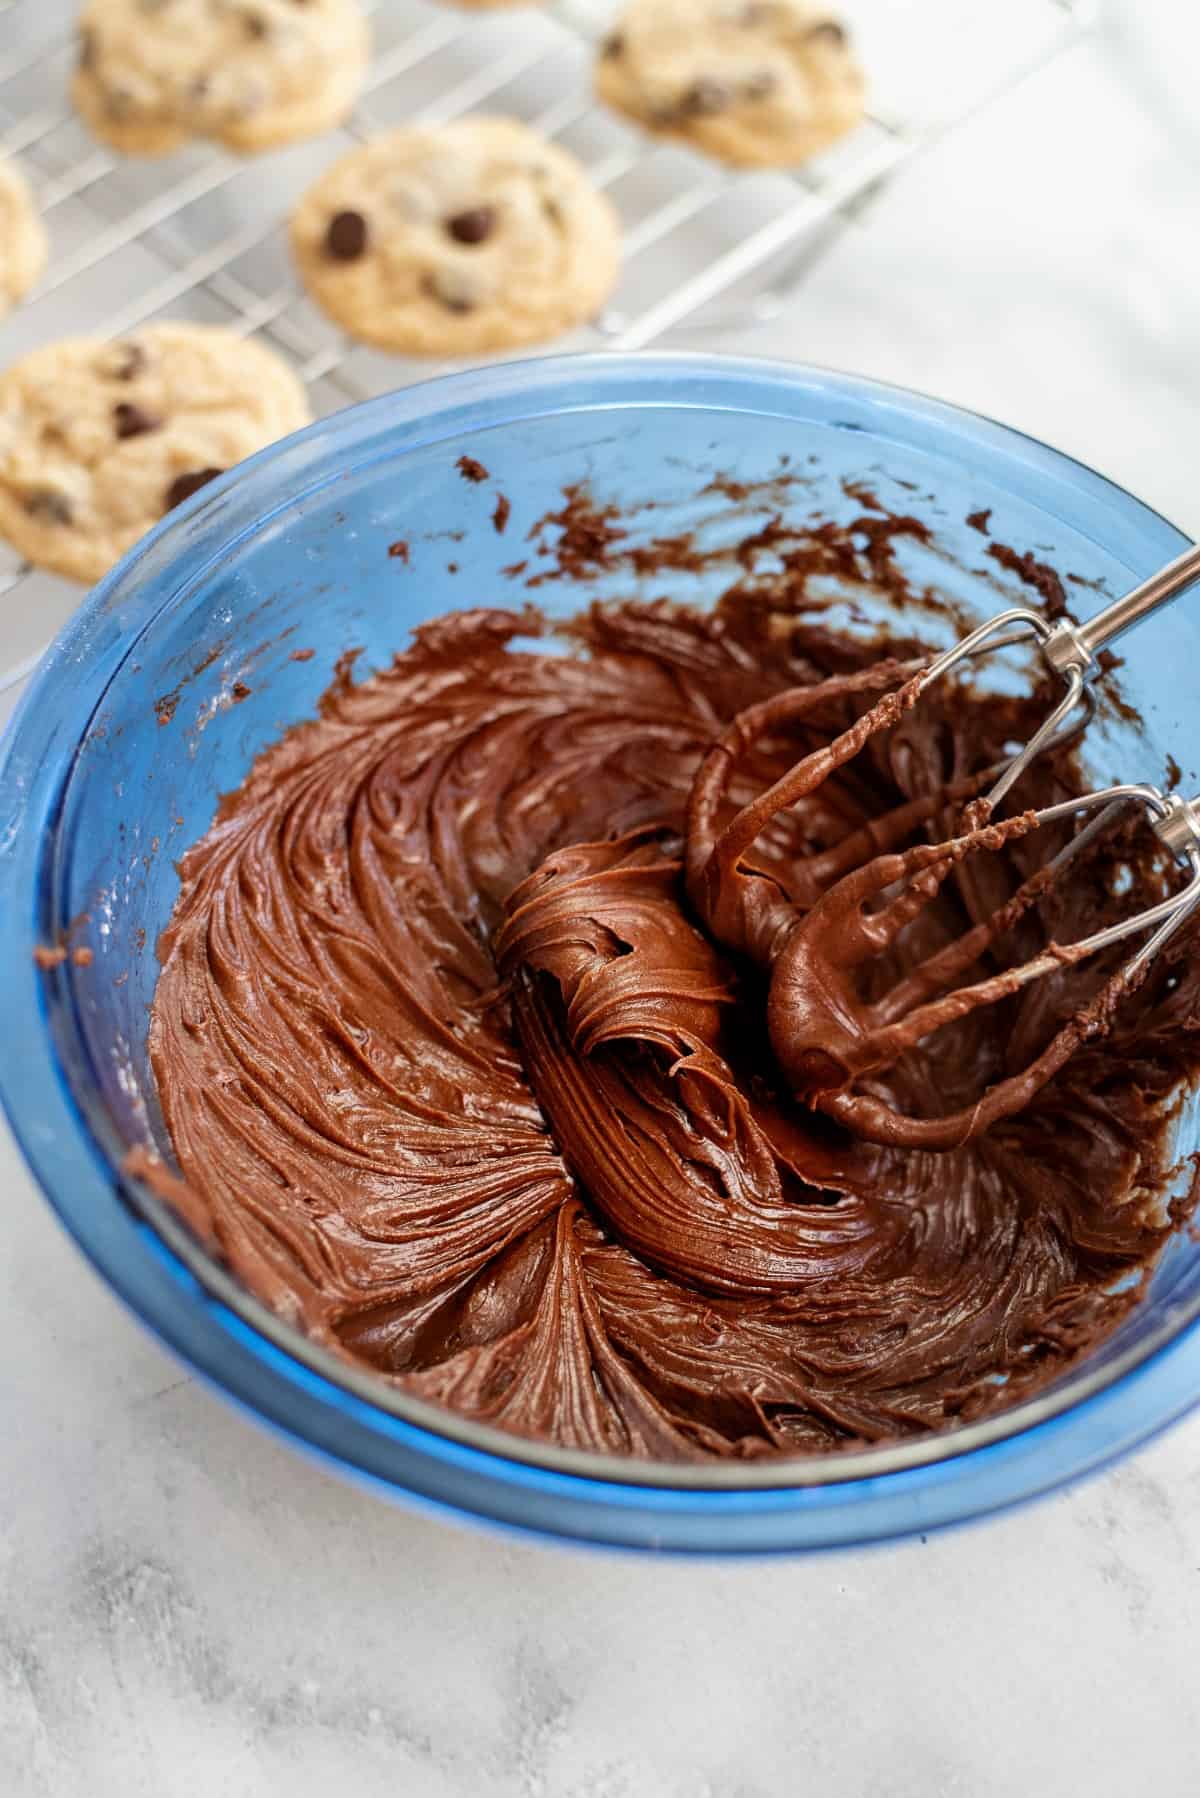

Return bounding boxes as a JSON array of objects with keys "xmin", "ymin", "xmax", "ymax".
[{"xmin": 3, "ymin": 353, "xmax": 1200, "ymax": 1554}]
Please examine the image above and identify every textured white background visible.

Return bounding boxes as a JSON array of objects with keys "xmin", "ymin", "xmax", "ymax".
[{"xmin": 4, "ymin": 14, "xmax": 1200, "ymax": 1797}]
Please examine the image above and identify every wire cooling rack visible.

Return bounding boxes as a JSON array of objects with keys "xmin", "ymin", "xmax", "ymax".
[{"xmin": 0, "ymin": 0, "xmax": 1093, "ymax": 708}]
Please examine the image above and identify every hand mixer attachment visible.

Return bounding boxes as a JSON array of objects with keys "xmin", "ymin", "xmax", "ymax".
[{"xmin": 686, "ymin": 543, "xmax": 1200, "ymax": 1149}]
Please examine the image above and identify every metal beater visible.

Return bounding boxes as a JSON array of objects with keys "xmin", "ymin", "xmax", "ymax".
[{"xmin": 686, "ymin": 542, "xmax": 1200, "ymax": 1148}]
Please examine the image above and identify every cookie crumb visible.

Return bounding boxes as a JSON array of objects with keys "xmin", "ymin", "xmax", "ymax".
[
  {"xmin": 388, "ymin": 539, "xmax": 410, "ymax": 562},
  {"xmin": 33, "ymin": 944, "xmax": 68, "ymax": 970},
  {"xmin": 231, "ymin": 681, "xmax": 252, "ymax": 703},
  {"xmin": 492, "ymin": 494, "xmax": 511, "ymax": 535},
  {"xmin": 73, "ymin": 946, "xmax": 94, "ymax": 967},
  {"xmin": 457, "ymin": 455, "xmax": 489, "ymax": 484},
  {"xmin": 966, "ymin": 508, "xmax": 992, "ymax": 536},
  {"xmin": 290, "ymin": 647, "xmax": 315, "ymax": 662}
]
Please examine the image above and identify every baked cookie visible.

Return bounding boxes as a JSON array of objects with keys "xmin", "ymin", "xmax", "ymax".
[
  {"xmin": 289, "ymin": 116, "xmax": 622, "ymax": 356},
  {"xmin": 0, "ymin": 159, "xmax": 47, "ymax": 316},
  {"xmin": 0, "ymin": 325, "xmax": 311, "ymax": 584},
  {"xmin": 72, "ymin": 0, "xmax": 370, "ymax": 157},
  {"xmin": 595, "ymin": 0, "xmax": 865, "ymax": 169}
]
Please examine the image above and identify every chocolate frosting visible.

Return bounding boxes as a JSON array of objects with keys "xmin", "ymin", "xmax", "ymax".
[{"xmin": 148, "ymin": 578, "xmax": 1200, "ymax": 1461}]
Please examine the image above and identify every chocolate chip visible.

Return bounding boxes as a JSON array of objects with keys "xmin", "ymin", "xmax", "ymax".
[
  {"xmin": 242, "ymin": 8, "xmax": 268, "ymax": 37},
  {"xmin": 164, "ymin": 468, "xmax": 222, "ymax": 512},
  {"xmin": 325, "ymin": 209, "xmax": 368, "ymax": 260},
  {"xmin": 423, "ymin": 269, "xmax": 476, "ymax": 314},
  {"xmin": 542, "ymin": 195, "xmax": 564, "ymax": 228},
  {"xmin": 744, "ymin": 68, "xmax": 777, "ymax": 100},
  {"xmin": 113, "ymin": 402, "xmax": 161, "ymax": 440},
  {"xmin": 445, "ymin": 206, "xmax": 496, "ymax": 246},
  {"xmin": 682, "ymin": 78, "xmax": 733, "ymax": 117},
  {"xmin": 108, "ymin": 340, "xmax": 146, "ymax": 381},
  {"xmin": 601, "ymin": 31, "xmax": 624, "ymax": 58},
  {"xmin": 78, "ymin": 26, "xmax": 95, "ymax": 70},
  {"xmin": 25, "ymin": 489, "xmax": 74, "ymax": 525},
  {"xmin": 808, "ymin": 19, "xmax": 847, "ymax": 47}
]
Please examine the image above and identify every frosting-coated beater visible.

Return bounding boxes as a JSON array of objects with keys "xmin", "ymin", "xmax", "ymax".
[{"xmin": 687, "ymin": 542, "xmax": 1200, "ymax": 1148}]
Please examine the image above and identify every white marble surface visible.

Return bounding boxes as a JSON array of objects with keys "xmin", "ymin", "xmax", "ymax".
[{"xmin": 5, "ymin": 22, "xmax": 1200, "ymax": 1798}]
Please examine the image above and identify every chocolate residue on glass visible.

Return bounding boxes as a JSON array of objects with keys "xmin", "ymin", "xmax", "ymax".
[
  {"xmin": 154, "ymin": 639, "xmax": 228, "ymax": 729},
  {"xmin": 35, "ymin": 913, "xmax": 95, "ymax": 971},
  {"xmin": 987, "ymin": 540, "xmax": 1068, "ymax": 617},
  {"xmin": 525, "ymin": 483, "xmax": 626, "ymax": 585},
  {"xmin": 143, "ymin": 487, "xmax": 1200, "ymax": 1462}
]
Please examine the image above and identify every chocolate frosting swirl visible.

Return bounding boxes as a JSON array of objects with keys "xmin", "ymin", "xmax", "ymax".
[{"xmin": 148, "ymin": 591, "xmax": 1200, "ymax": 1460}]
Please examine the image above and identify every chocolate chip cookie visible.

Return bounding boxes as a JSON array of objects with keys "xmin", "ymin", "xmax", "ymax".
[
  {"xmin": 0, "ymin": 325, "xmax": 311, "ymax": 583},
  {"xmin": 596, "ymin": 0, "xmax": 865, "ymax": 169},
  {"xmin": 0, "ymin": 159, "xmax": 47, "ymax": 316},
  {"xmin": 289, "ymin": 116, "xmax": 622, "ymax": 356},
  {"xmin": 72, "ymin": 0, "xmax": 370, "ymax": 157}
]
